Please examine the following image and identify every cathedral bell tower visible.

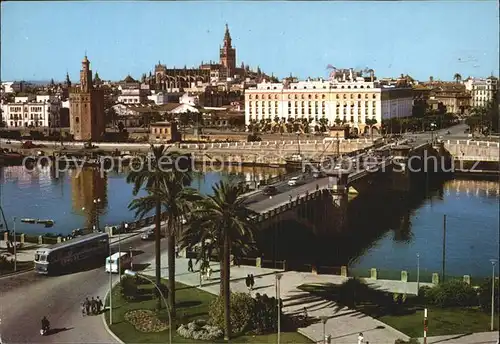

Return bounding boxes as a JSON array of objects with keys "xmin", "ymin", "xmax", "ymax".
[
  {"xmin": 80, "ymin": 55, "xmax": 93, "ymax": 92},
  {"xmin": 219, "ymin": 24, "xmax": 236, "ymax": 79}
]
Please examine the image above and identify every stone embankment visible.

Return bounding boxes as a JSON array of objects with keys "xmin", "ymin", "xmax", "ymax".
[{"xmin": 1, "ymin": 138, "xmax": 377, "ymax": 166}]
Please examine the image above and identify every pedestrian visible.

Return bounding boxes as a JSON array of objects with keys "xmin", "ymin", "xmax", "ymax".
[
  {"xmin": 206, "ymin": 266, "xmax": 212, "ymax": 279},
  {"xmin": 289, "ymin": 195, "xmax": 292, "ymax": 202},
  {"xmin": 357, "ymin": 332, "xmax": 364, "ymax": 344},
  {"xmin": 250, "ymin": 274, "xmax": 255, "ymax": 290},
  {"xmin": 90, "ymin": 297, "xmax": 97, "ymax": 315},
  {"xmin": 245, "ymin": 274, "xmax": 251, "ymax": 292},
  {"xmin": 84, "ymin": 297, "xmax": 90, "ymax": 315},
  {"xmin": 175, "ymin": 245, "xmax": 179, "ymax": 258},
  {"xmin": 81, "ymin": 302, "xmax": 86, "ymax": 316},
  {"xmin": 188, "ymin": 258, "xmax": 194, "ymax": 272},
  {"xmin": 96, "ymin": 296, "xmax": 103, "ymax": 314}
]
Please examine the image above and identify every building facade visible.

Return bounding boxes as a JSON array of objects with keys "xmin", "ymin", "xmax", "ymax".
[
  {"xmin": 464, "ymin": 77, "xmax": 498, "ymax": 108},
  {"xmin": 1, "ymin": 95, "xmax": 61, "ymax": 128},
  {"xmin": 244, "ymin": 71, "xmax": 413, "ymax": 134},
  {"xmin": 69, "ymin": 55, "xmax": 105, "ymax": 141}
]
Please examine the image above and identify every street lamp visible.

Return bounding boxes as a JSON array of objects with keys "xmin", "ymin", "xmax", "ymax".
[
  {"xmin": 108, "ymin": 241, "xmax": 113, "ymax": 325},
  {"xmin": 319, "ymin": 315, "xmax": 329, "ymax": 344},
  {"xmin": 12, "ymin": 217, "xmax": 17, "ymax": 272},
  {"xmin": 430, "ymin": 122, "xmax": 437, "ymax": 143},
  {"xmin": 275, "ymin": 273, "xmax": 283, "ymax": 344},
  {"xmin": 93, "ymin": 198, "xmax": 102, "ymax": 231},
  {"xmin": 490, "ymin": 259, "xmax": 497, "ymax": 331},
  {"xmin": 125, "ymin": 270, "xmax": 172, "ymax": 344},
  {"xmin": 417, "ymin": 253, "xmax": 420, "ymax": 296}
]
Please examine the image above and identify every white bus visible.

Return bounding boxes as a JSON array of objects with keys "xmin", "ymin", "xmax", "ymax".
[
  {"xmin": 34, "ymin": 232, "xmax": 109, "ymax": 275},
  {"xmin": 105, "ymin": 252, "xmax": 131, "ymax": 273}
]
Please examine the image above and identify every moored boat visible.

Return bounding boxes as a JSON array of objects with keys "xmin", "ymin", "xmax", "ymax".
[{"xmin": 21, "ymin": 218, "xmax": 37, "ymax": 224}]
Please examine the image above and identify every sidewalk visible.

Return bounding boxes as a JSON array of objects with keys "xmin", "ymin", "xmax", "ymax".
[
  {"xmin": 139, "ymin": 254, "xmax": 435, "ymax": 344},
  {"xmin": 418, "ymin": 332, "xmax": 499, "ymax": 344}
]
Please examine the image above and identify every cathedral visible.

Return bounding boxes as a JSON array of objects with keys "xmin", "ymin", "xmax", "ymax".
[
  {"xmin": 148, "ymin": 24, "xmax": 248, "ymax": 90},
  {"xmin": 69, "ymin": 55, "xmax": 105, "ymax": 141}
]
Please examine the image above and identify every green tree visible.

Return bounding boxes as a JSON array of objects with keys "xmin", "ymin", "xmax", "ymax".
[
  {"xmin": 187, "ymin": 181, "xmax": 256, "ymax": 340},
  {"xmin": 365, "ymin": 118, "xmax": 378, "ymax": 140},
  {"xmin": 127, "ymin": 145, "xmax": 193, "ymax": 312},
  {"xmin": 453, "ymin": 73, "xmax": 462, "ymax": 83}
]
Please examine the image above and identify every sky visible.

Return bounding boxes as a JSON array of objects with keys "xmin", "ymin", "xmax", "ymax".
[{"xmin": 1, "ymin": 1, "xmax": 499, "ymax": 82}]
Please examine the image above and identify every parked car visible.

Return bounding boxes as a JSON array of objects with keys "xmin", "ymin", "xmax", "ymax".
[{"xmin": 263, "ymin": 185, "xmax": 278, "ymax": 195}]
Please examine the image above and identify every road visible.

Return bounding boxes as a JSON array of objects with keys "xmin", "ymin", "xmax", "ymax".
[{"xmin": 0, "ymin": 232, "xmax": 163, "ymax": 344}]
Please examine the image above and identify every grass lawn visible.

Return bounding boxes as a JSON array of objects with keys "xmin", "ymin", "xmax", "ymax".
[
  {"xmin": 299, "ymin": 283, "xmax": 498, "ymax": 338},
  {"xmin": 380, "ymin": 307, "xmax": 499, "ymax": 338},
  {"xmin": 106, "ymin": 279, "xmax": 312, "ymax": 343}
]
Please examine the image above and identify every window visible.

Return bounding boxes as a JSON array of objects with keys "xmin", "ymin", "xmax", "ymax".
[
  {"xmin": 358, "ymin": 94, "xmax": 361, "ymax": 99},
  {"xmin": 308, "ymin": 94, "xmax": 312, "ymax": 99},
  {"xmin": 373, "ymin": 94, "xmax": 376, "ymax": 99},
  {"xmin": 256, "ymin": 95, "xmax": 259, "ymax": 100},
  {"xmin": 75, "ymin": 117, "xmax": 80, "ymax": 124}
]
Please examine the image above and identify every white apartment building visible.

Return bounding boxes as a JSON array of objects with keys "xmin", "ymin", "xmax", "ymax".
[
  {"xmin": 244, "ymin": 72, "xmax": 413, "ymax": 134},
  {"xmin": 118, "ymin": 87, "xmax": 149, "ymax": 104},
  {"xmin": 464, "ymin": 77, "xmax": 498, "ymax": 108},
  {"xmin": 1, "ymin": 95, "xmax": 61, "ymax": 128}
]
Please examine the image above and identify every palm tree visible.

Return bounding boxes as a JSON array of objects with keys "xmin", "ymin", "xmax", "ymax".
[
  {"xmin": 365, "ymin": 118, "xmax": 378, "ymax": 140},
  {"xmin": 187, "ymin": 181, "xmax": 256, "ymax": 340},
  {"xmin": 453, "ymin": 73, "xmax": 462, "ymax": 83},
  {"xmin": 127, "ymin": 144, "xmax": 190, "ymax": 311}
]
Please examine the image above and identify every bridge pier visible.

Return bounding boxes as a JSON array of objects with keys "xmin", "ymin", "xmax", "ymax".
[{"xmin": 329, "ymin": 172, "xmax": 349, "ymax": 232}]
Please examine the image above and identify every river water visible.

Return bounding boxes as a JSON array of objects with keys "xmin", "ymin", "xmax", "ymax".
[{"xmin": 1, "ymin": 166, "xmax": 498, "ymax": 278}]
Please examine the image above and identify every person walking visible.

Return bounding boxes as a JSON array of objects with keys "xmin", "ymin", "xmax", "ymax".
[
  {"xmin": 175, "ymin": 245, "xmax": 179, "ymax": 258},
  {"xmin": 90, "ymin": 297, "xmax": 97, "ymax": 315},
  {"xmin": 245, "ymin": 274, "xmax": 251, "ymax": 292},
  {"xmin": 84, "ymin": 297, "xmax": 90, "ymax": 316},
  {"xmin": 357, "ymin": 332, "xmax": 364, "ymax": 344},
  {"xmin": 96, "ymin": 296, "xmax": 103, "ymax": 314},
  {"xmin": 289, "ymin": 195, "xmax": 292, "ymax": 202},
  {"xmin": 249, "ymin": 274, "xmax": 255, "ymax": 290},
  {"xmin": 188, "ymin": 258, "xmax": 194, "ymax": 272}
]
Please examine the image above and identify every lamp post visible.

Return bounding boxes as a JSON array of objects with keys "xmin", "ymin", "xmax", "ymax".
[
  {"xmin": 129, "ymin": 246, "xmax": 133, "ymax": 270},
  {"xmin": 93, "ymin": 198, "xmax": 101, "ymax": 231},
  {"xmin": 12, "ymin": 217, "xmax": 17, "ymax": 272},
  {"xmin": 125, "ymin": 270, "xmax": 171, "ymax": 344},
  {"xmin": 490, "ymin": 259, "xmax": 497, "ymax": 331},
  {"xmin": 108, "ymin": 242, "xmax": 113, "ymax": 325},
  {"xmin": 430, "ymin": 122, "xmax": 437, "ymax": 143},
  {"xmin": 275, "ymin": 273, "xmax": 283, "ymax": 344},
  {"xmin": 416, "ymin": 253, "xmax": 420, "ymax": 296},
  {"xmin": 319, "ymin": 315, "xmax": 329, "ymax": 344}
]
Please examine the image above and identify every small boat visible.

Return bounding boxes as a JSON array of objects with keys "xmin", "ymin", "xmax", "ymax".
[
  {"xmin": 36, "ymin": 219, "xmax": 55, "ymax": 228},
  {"xmin": 21, "ymin": 218, "xmax": 37, "ymax": 224}
]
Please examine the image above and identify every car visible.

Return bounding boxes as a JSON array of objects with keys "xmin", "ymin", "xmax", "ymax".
[
  {"xmin": 263, "ymin": 185, "xmax": 278, "ymax": 195},
  {"xmin": 313, "ymin": 171, "xmax": 326, "ymax": 178},
  {"xmin": 141, "ymin": 229, "xmax": 165, "ymax": 240},
  {"xmin": 287, "ymin": 176, "xmax": 303, "ymax": 186}
]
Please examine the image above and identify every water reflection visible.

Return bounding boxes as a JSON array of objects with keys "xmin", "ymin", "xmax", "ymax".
[
  {"xmin": 70, "ymin": 168, "xmax": 107, "ymax": 229},
  {"xmin": 0, "ymin": 165, "xmax": 284, "ymax": 236}
]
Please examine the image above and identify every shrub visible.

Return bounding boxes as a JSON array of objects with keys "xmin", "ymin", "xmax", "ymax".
[
  {"xmin": 395, "ymin": 339, "xmax": 419, "ymax": 344},
  {"xmin": 177, "ymin": 319, "xmax": 223, "ymax": 341},
  {"xmin": 424, "ymin": 280, "xmax": 478, "ymax": 308},
  {"xmin": 124, "ymin": 309, "xmax": 167, "ymax": 332},
  {"xmin": 478, "ymin": 278, "xmax": 499, "ymax": 313},
  {"xmin": 0, "ymin": 255, "xmax": 13, "ymax": 271},
  {"xmin": 250, "ymin": 293, "xmax": 279, "ymax": 334},
  {"xmin": 208, "ymin": 292, "xmax": 254, "ymax": 335},
  {"xmin": 120, "ymin": 275, "xmax": 138, "ymax": 300}
]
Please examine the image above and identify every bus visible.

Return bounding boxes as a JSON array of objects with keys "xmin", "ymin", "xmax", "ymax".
[
  {"xmin": 34, "ymin": 232, "xmax": 109, "ymax": 275},
  {"xmin": 105, "ymin": 252, "xmax": 131, "ymax": 273}
]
